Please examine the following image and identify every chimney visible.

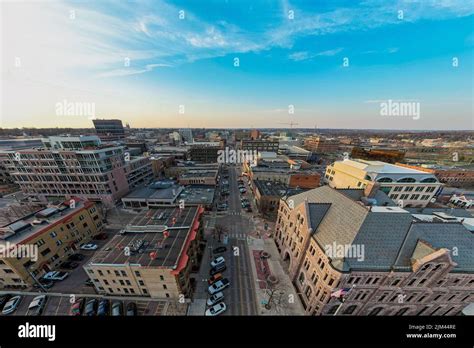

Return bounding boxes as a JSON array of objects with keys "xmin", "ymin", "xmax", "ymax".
[{"xmin": 364, "ymin": 181, "xmax": 379, "ymax": 198}]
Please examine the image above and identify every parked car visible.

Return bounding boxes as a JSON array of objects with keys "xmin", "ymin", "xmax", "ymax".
[
  {"xmin": 208, "ymin": 278, "xmax": 230, "ymax": 295},
  {"xmin": 2, "ymin": 295, "xmax": 22, "ymax": 315},
  {"xmin": 84, "ymin": 298, "xmax": 98, "ymax": 316},
  {"xmin": 68, "ymin": 253, "xmax": 85, "ymax": 261},
  {"xmin": 111, "ymin": 301, "xmax": 123, "ymax": 316},
  {"xmin": 210, "ymin": 263, "xmax": 226, "ymax": 276},
  {"xmin": 246, "ymin": 207, "xmax": 253, "ymax": 213},
  {"xmin": 206, "ymin": 292, "xmax": 224, "ymax": 307},
  {"xmin": 212, "ymin": 246, "xmax": 227, "ymax": 254},
  {"xmin": 33, "ymin": 279, "xmax": 54, "ymax": 289},
  {"xmin": 97, "ymin": 299, "xmax": 109, "ymax": 316},
  {"xmin": 126, "ymin": 302, "xmax": 137, "ymax": 316},
  {"xmin": 69, "ymin": 298, "xmax": 84, "ymax": 316},
  {"xmin": 84, "ymin": 279, "xmax": 95, "ymax": 287},
  {"xmin": 217, "ymin": 204, "xmax": 228, "ymax": 211},
  {"xmin": 210, "ymin": 256, "xmax": 225, "ymax": 268},
  {"xmin": 208, "ymin": 273, "xmax": 223, "ymax": 285},
  {"xmin": 59, "ymin": 261, "xmax": 79, "ymax": 270},
  {"xmin": 0, "ymin": 295, "xmax": 12, "ymax": 311},
  {"xmin": 93, "ymin": 233, "xmax": 108, "ymax": 240},
  {"xmin": 80, "ymin": 243, "xmax": 98, "ymax": 251},
  {"xmin": 42, "ymin": 271, "xmax": 69, "ymax": 281},
  {"xmin": 27, "ymin": 295, "xmax": 47, "ymax": 316},
  {"xmin": 205, "ymin": 302, "xmax": 227, "ymax": 316}
]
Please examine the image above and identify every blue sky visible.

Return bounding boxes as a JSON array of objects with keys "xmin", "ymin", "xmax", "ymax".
[{"xmin": 1, "ymin": 0, "xmax": 473, "ymax": 129}]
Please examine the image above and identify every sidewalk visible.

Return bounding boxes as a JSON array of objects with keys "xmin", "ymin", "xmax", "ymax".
[{"xmin": 247, "ymin": 237, "xmax": 305, "ymax": 315}]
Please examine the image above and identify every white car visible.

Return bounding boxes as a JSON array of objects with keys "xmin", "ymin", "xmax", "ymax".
[
  {"xmin": 80, "ymin": 243, "xmax": 98, "ymax": 250},
  {"xmin": 2, "ymin": 295, "xmax": 22, "ymax": 315},
  {"xmin": 27, "ymin": 295, "xmax": 47, "ymax": 316},
  {"xmin": 42, "ymin": 271, "xmax": 69, "ymax": 281},
  {"xmin": 210, "ymin": 256, "xmax": 225, "ymax": 268},
  {"xmin": 207, "ymin": 292, "xmax": 224, "ymax": 307},
  {"xmin": 208, "ymin": 278, "xmax": 230, "ymax": 295},
  {"xmin": 205, "ymin": 302, "xmax": 226, "ymax": 316}
]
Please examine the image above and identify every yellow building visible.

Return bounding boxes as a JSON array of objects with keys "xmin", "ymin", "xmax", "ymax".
[
  {"xmin": 325, "ymin": 159, "xmax": 442, "ymax": 208},
  {"xmin": 84, "ymin": 206, "xmax": 204, "ymax": 299},
  {"xmin": 0, "ymin": 199, "xmax": 103, "ymax": 289}
]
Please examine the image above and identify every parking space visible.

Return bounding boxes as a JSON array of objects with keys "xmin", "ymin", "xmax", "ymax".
[{"xmin": 0, "ymin": 292, "xmax": 170, "ymax": 316}]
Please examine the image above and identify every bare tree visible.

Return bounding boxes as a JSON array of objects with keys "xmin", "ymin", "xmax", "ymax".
[{"xmin": 214, "ymin": 224, "xmax": 227, "ymax": 242}]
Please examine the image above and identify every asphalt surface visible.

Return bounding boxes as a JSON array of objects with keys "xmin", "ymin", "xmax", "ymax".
[{"xmin": 194, "ymin": 164, "xmax": 258, "ymax": 315}]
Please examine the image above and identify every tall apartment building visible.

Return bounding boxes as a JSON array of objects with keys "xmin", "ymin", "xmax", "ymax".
[
  {"xmin": 189, "ymin": 142, "xmax": 221, "ymax": 163},
  {"xmin": 240, "ymin": 139, "xmax": 279, "ymax": 153},
  {"xmin": 304, "ymin": 136, "xmax": 339, "ymax": 154},
  {"xmin": 274, "ymin": 186, "xmax": 474, "ymax": 316},
  {"xmin": 0, "ymin": 198, "xmax": 103, "ymax": 289},
  {"xmin": 179, "ymin": 129, "xmax": 193, "ymax": 144},
  {"xmin": 325, "ymin": 159, "xmax": 442, "ymax": 208},
  {"xmin": 1, "ymin": 136, "xmax": 153, "ymax": 208},
  {"xmin": 92, "ymin": 119, "xmax": 125, "ymax": 141},
  {"xmin": 84, "ymin": 206, "xmax": 204, "ymax": 299}
]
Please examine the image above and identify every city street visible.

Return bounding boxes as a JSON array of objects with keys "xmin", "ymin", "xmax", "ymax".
[{"xmin": 191, "ymin": 164, "xmax": 258, "ymax": 315}]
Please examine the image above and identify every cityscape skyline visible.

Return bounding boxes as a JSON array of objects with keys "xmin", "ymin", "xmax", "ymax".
[{"xmin": 2, "ymin": 0, "xmax": 473, "ymax": 130}]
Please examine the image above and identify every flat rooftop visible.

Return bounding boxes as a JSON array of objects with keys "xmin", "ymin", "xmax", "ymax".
[
  {"xmin": 89, "ymin": 206, "xmax": 201, "ymax": 268},
  {"xmin": 254, "ymin": 180, "xmax": 304, "ymax": 197},
  {"xmin": 342, "ymin": 159, "xmax": 433, "ymax": 175},
  {"xmin": 0, "ymin": 199, "xmax": 92, "ymax": 244},
  {"xmin": 180, "ymin": 170, "xmax": 217, "ymax": 178},
  {"xmin": 178, "ymin": 185, "xmax": 215, "ymax": 205},
  {"xmin": 122, "ymin": 182, "xmax": 182, "ymax": 201}
]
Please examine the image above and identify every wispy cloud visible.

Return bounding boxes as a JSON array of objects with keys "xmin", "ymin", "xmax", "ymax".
[{"xmin": 289, "ymin": 48, "xmax": 344, "ymax": 61}]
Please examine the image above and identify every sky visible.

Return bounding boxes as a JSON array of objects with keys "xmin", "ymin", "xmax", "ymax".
[{"xmin": 1, "ymin": 0, "xmax": 473, "ymax": 130}]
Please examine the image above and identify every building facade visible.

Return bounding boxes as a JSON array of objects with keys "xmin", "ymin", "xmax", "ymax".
[
  {"xmin": 0, "ymin": 136, "xmax": 152, "ymax": 208},
  {"xmin": 274, "ymin": 186, "xmax": 473, "ymax": 316},
  {"xmin": 325, "ymin": 159, "xmax": 442, "ymax": 208},
  {"xmin": 84, "ymin": 206, "xmax": 204, "ymax": 299},
  {"xmin": 0, "ymin": 198, "xmax": 103, "ymax": 289},
  {"xmin": 93, "ymin": 119, "xmax": 126, "ymax": 141}
]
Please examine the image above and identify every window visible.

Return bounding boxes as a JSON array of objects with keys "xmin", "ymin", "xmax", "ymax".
[
  {"xmin": 395, "ymin": 308, "xmax": 409, "ymax": 316},
  {"xmin": 343, "ymin": 305, "xmax": 357, "ymax": 315},
  {"xmin": 368, "ymin": 307, "xmax": 383, "ymax": 316},
  {"xmin": 298, "ymin": 272, "xmax": 305, "ymax": 285}
]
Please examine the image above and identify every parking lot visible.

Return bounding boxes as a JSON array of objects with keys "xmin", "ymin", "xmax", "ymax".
[{"xmin": 0, "ymin": 292, "xmax": 171, "ymax": 316}]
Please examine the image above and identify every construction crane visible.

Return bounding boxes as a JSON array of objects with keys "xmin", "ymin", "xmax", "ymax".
[{"xmin": 277, "ymin": 121, "xmax": 299, "ymax": 128}]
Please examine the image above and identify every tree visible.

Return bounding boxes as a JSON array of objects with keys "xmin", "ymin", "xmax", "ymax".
[{"xmin": 214, "ymin": 224, "xmax": 227, "ymax": 242}]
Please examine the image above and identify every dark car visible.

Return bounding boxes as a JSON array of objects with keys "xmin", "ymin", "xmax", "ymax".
[
  {"xmin": 0, "ymin": 294, "xmax": 11, "ymax": 311},
  {"xmin": 97, "ymin": 299, "xmax": 109, "ymax": 316},
  {"xmin": 84, "ymin": 279, "xmax": 94, "ymax": 287},
  {"xmin": 210, "ymin": 263, "xmax": 226, "ymax": 276},
  {"xmin": 69, "ymin": 298, "xmax": 84, "ymax": 316},
  {"xmin": 60, "ymin": 261, "xmax": 79, "ymax": 270},
  {"xmin": 212, "ymin": 246, "xmax": 227, "ymax": 254},
  {"xmin": 84, "ymin": 298, "xmax": 98, "ymax": 316},
  {"xmin": 93, "ymin": 233, "xmax": 108, "ymax": 240},
  {"xmin": 246, "ymin": 207, "xmax": 253, "ymax": 213},
  {"xmin": 33, "ymin": 280, "xmax": 54, "ymax": 289},
  {"xmin": 68, "ymin": 254, "xmax": 85, "ymax": 261},
  {"xmin": 126, "ymin": 302, "xmax": 137, "ymax": 316}
]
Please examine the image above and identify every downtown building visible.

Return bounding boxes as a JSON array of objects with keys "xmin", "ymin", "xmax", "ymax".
[
  {"xmin": 325, "ymin": 159, "xmax": 442, "ymax": 208},
  {"xmin": 93, "ymin": 119, "xmax": 126, "ymax": 141},
  {"xmin": 0, "ymin": 136, "xmax": 153, "ymax": 208},
  {"xmin": 84, "ymin": 205, "xmax": 204, "ymax": 299},
  {"xmin": 274, "ymin": 185, "xmax": 474, "ymax": 316},
  {"xmin": 0, "ymin": 198, "xmax": 103, "ymax": 289}
]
